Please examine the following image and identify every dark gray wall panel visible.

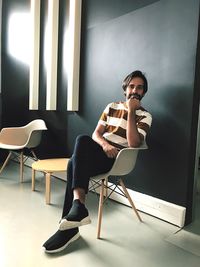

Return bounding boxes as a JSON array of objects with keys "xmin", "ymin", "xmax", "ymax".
[{"xmin": 82, "ymin": 0, "xmax": 199, "ymax": 206}]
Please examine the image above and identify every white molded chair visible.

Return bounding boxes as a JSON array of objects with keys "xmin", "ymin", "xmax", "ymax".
[
  {"xmin": 90, "ymin": 142, "xmax": 147, "ymax": 239},
  {"xmin": 0, "ymin": 119, "xmax": 47, "ymax": 182}
]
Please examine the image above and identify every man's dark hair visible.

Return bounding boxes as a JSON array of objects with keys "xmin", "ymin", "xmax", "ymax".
[{"xmin": 122, "ymin": 70, "xmax": 148, "ymax": 94}]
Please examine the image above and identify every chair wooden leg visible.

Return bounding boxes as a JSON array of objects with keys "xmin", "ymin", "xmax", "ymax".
[
  {"xmin": 97, "ymin": 179, "xmax": 105, "ymax": 239},
  {"xmin": 20, "ymin": 151, "xmax": 24, "ymax": 183},
  {"xmin": 0, "ymin": 151, "xmax": 12, "ymax": 175},
  {"xmin": 32, "ymin": 168, "xmax": 36, "ymax": 191},
  {"xmin": 119, "ymin": 178, "xmax": 142, "ymax": 222},
  {"xmin": 105, "ymin": 178, "xmax": 108, "ymax": 197},
  {"xmin": 45, "ymin": 172, "xmax": 51, "ymax": 204}
]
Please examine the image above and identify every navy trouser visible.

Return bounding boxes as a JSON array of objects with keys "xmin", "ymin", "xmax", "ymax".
[{"xmin": 61, "ymin": 135, "xmax": 115, "ymax": 218}]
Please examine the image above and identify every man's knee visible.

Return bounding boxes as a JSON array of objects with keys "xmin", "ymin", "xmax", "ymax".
[{"xmin": 75, "ymin": 134, "xmax": 91, "ymax": 146}]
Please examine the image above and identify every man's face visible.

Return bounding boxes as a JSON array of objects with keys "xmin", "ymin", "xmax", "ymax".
[{"xmin": 125, "ymin": 77, "xmax": 145, "ymax": 100}]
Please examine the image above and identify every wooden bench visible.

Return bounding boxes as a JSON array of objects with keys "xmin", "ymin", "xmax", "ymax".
[{"xmin": 32, "ymin": 158, "xmax": 69, "ymax": 204}]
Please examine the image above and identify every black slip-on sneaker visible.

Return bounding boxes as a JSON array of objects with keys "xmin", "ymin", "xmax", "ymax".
[{"xmin": 43, "ymin": 229, "xmax": 80, "ymax": 254}]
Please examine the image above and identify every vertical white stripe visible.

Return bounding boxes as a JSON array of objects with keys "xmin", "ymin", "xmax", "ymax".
[
  {"xmin": 29, "ymin": 0, "xmax": 40, "ymax": 110},
  {"xmin": 46, "ymin": 0, "xmax": 59, "ymax": 110},
  {"xmin": 67, "ymin": 0, "xmax": 82, "ymax": 111}
]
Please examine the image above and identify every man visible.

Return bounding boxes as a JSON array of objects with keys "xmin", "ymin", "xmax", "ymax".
[{"xmin": 43, "ymin": 70, "xmax": 152, "ymax": 253}]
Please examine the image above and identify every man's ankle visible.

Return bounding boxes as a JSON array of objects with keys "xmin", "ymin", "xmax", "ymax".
[
  {"xmin": 73, "ymin": 188, "xmax": 86, "ymax": 203},
  {"xmin": 73, "ymin": 198, "xmax": 85, "ymax": 205}
]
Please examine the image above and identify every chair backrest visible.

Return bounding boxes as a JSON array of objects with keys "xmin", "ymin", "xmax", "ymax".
[
  {"xmin": 107, "ymin": 142, "xmax": 148, "ymax": 177},
  {"xmin": 0, "ymin": 119, "xmax": 47, "ymax": 148},
  {"xmin": 109, "ymin": 148, "xmax": 139, "ymax": 176},
  {"xmin": 25, "ymin": 119, "xmax": 47, "ymax": 148},
  {"xmin": 25, "ymin": 119, "xmax": 47, "ymax": 132},
  {"xmin": 91, "ymin": 142, "xmax": 148, "ymax": 181}
]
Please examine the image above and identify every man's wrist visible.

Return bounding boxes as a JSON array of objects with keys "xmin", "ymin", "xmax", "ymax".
[
  {"xmin": 100, "ymin": 138, "xmax": 107, "ymax": 148},
  {"xmin": 128, "ymin": 109, "xmax": 136, "ymax": 116},
  {"xmin": 102, "ymin": 141, "xmax": 108, "ymax": 149}
]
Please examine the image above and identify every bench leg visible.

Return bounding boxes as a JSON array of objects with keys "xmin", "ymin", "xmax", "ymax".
[{"xmin": 45, "ymin": 172, "xmax": 51, "ymax": 204}]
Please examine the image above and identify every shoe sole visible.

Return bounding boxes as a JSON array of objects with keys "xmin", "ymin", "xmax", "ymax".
[
  {"xmin": 43, "ymin": 232, "xmax": 80, "ymax": 254},
  {"xmin": 59, "ymin": 216, "xmax": 91, "ymax": 231}
]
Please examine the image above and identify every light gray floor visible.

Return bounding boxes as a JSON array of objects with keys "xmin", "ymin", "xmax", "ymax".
[{"xmin": 0, "ymin": 162, "xmax": 200, "ymax": 267}]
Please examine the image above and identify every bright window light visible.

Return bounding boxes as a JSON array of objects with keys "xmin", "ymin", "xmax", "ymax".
[{"xmin": 8, "ymin": 12, "xmax": 31, "ymax": 65}]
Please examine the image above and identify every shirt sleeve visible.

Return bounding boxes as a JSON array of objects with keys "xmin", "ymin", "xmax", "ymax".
[
  {"xmin": 98, "ymin": 103, "xmax": 111, "ymax": 126},
  {"xmin": 137, "ymin": 112, "xmax": 152, "ymax": 140}
]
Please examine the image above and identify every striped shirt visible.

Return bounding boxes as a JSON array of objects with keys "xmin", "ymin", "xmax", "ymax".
[{"xmin": 98, "ymin": 102, "xmax": 152, "ymax": 148}]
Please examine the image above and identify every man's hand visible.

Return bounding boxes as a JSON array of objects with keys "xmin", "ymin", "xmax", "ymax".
[
  {"xmin": 126, "ymin": 97, "xmax": 143, "ymax": 147},
  {"xmin": 102, "ymin": 143, "xmax": 119, "ymax": 158},
  {"xmin": 92, "ymin": 123, "xmax": 120, "ymax": 158},
  {"xmin": 127, "ymin": 97, "xmax": 141, "ymax": 112}
]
